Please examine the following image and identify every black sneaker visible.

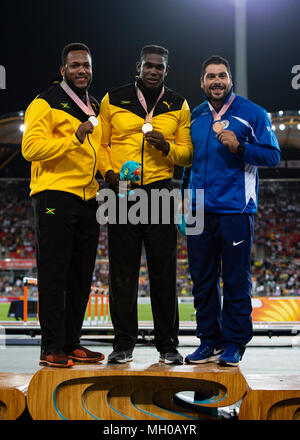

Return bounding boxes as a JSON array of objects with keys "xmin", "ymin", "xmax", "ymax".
[
  {"xmin": 107, "ymin": 349, "xmax": 133, "ymax": 364},
  {"xmin": 159, "ymin": 348, "xmax": 183, "ymax": 365}
]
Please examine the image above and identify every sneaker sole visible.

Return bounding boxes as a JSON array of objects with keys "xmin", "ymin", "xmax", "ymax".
[
  {"xmin": 107, "ymin": 357, "xmax": 133, "ymax": 364},
  {"xmin": 159, "ymin": 358, "xmax": 183, "ymax": 365},
  {"xmin": 218, "ymin": 359, "xmax": 239, "ymax": 367},
  {"xmin": 68, "ymin": 354, "xmax": 105, "ymax": 363},
  {"xmin": 185, "ymin": 355, "xmax": 221, "ymax": 364},
  {"xmin": 39, "ymin": 359, "xmax": 74, "ymax": 368}
]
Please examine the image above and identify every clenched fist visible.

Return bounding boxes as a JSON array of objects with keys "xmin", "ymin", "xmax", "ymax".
[
  {"xmin": 216, "ymin": 129, "xmax": 239, "ymax": 153},
  {"xmin": 76, "ymin": 120, "xmax": 94, "ymax": 143},
  {"xmin": 144, "ymin": 130, "xmax": 170, "ymax": 156}
]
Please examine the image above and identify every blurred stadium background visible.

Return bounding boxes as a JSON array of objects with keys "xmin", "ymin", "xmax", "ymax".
[{"xmin": 0, "ymin": 109, "xmax": 299, "ymax": 329}]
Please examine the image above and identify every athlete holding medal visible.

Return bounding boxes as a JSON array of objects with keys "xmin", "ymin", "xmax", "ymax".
[
  {"xmin": 22, "ymin": 43, "xmax": 105, "ymax": 368},
  {"xmin": 183, "ymin": 55, "xmax": 280, "ymax": 366},
  {"xmin": 100, "ymin": 45, "xmax": 193, "ymax": 365}
]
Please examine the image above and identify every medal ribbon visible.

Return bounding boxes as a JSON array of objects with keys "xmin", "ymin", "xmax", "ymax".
[
  {"xmin": 135, "ymin": 83, "xmax": 165, "ymax": 124},
  {"xmin": 208, "ymin": 92, "xmax": 235, "ymax": 121},
  {"xmin": 60, "ymin": 80, "xmax": 95, "ymax": 116}
]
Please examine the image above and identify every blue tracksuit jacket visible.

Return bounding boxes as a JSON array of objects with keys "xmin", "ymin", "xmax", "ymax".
[{"xmin": 182, "ymin": 90, "xmax": 281, "ymax": 214}]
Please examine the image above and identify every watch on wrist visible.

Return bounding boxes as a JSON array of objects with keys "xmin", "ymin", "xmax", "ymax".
[{"xmin": 237, "ymin": 143, "xmax": 245, "ymax": 154}]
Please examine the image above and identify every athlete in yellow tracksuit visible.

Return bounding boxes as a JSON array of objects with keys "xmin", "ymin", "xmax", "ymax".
[
  {"xmin": 22, "ymin": 83, "xmax": 101, "ymax": 201},
  {"xmin": 22, "ymin": 43, "xmax": 105, "ymax": 367},
  {"xmin": 100, "ymin": 45, "xmax": 193, "ymax": 365},
  {"xmin": 99, "ymin": 83, "xmax": 192, "ymax": 185}
]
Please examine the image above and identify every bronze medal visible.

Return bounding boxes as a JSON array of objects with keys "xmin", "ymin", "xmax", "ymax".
[{"xmin": 213, "ymin": 121, "xmax": 223, "ymax": 133}]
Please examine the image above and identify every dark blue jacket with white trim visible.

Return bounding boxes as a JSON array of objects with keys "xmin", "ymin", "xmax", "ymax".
[{"xmin": 182, "ymin": 90, "xmax": 281, "ymax": 214}]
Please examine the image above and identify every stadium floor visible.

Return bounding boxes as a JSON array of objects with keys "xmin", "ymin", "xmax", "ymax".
[{"xmin": 1, "ymin": 335, "xmax": 300, "ymax": 375}]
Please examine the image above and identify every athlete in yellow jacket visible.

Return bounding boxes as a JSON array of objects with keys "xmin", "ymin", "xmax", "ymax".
[
  {"xmin": 99, "ymin": 67, "xmax": 192, "ymax": 186},
  {"xmin": 102, "ymin": 45, "xmax": 193, "ymax": 365},
  {"xmin": 22, "ymin": 79, "xmax": 102, "ymax": 201},
  {"xmin": 22, "ymin": 43, "xmax": 104, "ymax": 368}
]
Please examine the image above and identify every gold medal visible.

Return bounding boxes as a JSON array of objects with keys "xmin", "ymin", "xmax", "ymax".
[{"xmin": 142, "ymin": 122, "xmax": 153, "ymax": 134}]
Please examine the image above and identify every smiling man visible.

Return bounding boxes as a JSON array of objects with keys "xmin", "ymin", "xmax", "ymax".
[
  {"xmin": 22, "ymin": 43, "xmax": 105, "ymax": 367},
  {"xmin": 99, "ymin": 45, "xmax": 193, "ymax": 365},
  {"xmin": 182, "ymin": 55, "xmax": 281, "ymax": 366},
  {"xmin": 61, "ymin": 47, "xmax": 92, "ymax": 91},
  {"xmin": 202, "ymin": 63, "xmax": 232, "ymax": 103}
]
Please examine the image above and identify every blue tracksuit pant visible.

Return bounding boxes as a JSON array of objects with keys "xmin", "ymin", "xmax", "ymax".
[{"xmin": 187, "ymin": 212, "xmax": 254, "ymax": 352}]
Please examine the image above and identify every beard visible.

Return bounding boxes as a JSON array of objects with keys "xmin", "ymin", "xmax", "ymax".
[
  {"xmin": 64, "ymin": 73, "xmax": 92, "ymax": 97},
  {"xmin": 204, "ymin": 85, "xmax": 233, "ymax": 109},
  {"xmin": 206, "ymin": 85, "xmax": 230, "ymax": 101}
]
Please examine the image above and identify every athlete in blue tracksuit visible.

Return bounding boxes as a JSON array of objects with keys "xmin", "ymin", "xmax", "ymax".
[{"xmin": 183, "ymin": 56, "xmax": 281, "ymax": 366}]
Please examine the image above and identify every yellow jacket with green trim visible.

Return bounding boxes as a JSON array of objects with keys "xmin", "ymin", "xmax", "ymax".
[
  {"xmin": 22, "ymin": 83, "xmax": 104, "ymax": 201},
  {"xmin": 99, "ymin": 83, "xmax": 193, "ymax": 185}
]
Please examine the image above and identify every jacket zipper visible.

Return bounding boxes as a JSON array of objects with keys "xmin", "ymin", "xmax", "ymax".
[
  {"xmin": 83, "ymin": 134, "xmax": 97, "ymax": 201},
  {"xmin": 203, "ymin": 118, "xmax": 214, "ymax": 191},
  {"xmin": 141, "ymin": 136, "xmax": 145, "ymax": 186}
]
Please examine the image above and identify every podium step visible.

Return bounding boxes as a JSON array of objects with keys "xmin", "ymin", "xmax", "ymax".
[
  {"xmin": 240, "ymin": 375, "xmax": 300, "ymax": 420},
  {"xmin": 5, "ymin": 365, "xmax": 300, "ymax": 420},
  {"xmin": 26, "ymin": 362, "xmax": 248, "ymax": 420},
  {"xmin": 0, "ymin": 372, "xmax": 32, "ymax": 420}
]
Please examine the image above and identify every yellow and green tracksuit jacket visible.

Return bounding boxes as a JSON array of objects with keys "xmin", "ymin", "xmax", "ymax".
[
  {"xmin": 22, "ymin": 83, "xmax": 105, "ymax": 201},
  {"xmin": 99, "ymin": 83, "xmax": 193, "ymax": 185}
]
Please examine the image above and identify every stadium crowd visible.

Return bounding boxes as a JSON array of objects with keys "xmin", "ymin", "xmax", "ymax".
[
  {"xmin": 252, "ymin": 180, "xmax": 300, "ymax": 296},
  {"xmin": 0, "ymin": 179, "xmax": 299, "ymax": 298}
]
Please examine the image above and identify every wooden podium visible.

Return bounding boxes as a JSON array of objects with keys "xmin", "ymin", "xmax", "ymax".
[
  {"xmin": 2, "ymin": 363, "xmax": 300, "ymax": 420},
  {"xmin": 0, "ymin": 373, "xmax": 32, "ymax": 420},
  {"xmin": 239, "ymin": 375, "xmax": 300, "ymax": 420},
  {"xmin": 26, "ymin": 363, "xmax": 248, "ymax": 420}
]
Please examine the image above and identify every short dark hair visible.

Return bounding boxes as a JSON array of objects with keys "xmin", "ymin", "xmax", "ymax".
[
  {"xmin": 61, "ymin": 42, "xmax": 91, "ymax": 66},
  {"xmin": 140, "ymin": 45, "xmax": 169, "ymax": 62},
  {"xmin": 201, "ymin": 55, "xmax": 231, "ymax": 78}
]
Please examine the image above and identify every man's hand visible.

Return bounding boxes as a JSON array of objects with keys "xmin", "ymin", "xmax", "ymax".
[
  {"xmin": 76, "ymin": 120, "xmax": 94, "ymax": 143},
  {"xmin": 105, "ymin": 170, "xmax": 120, "ymax": 191},
  {"xmin": 216, "ymin": 129, "xmax": 239, "ymax": 153},
  {"xmin": 144, "ymin": 130, "xmax": 170, "ymax": 156}
]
